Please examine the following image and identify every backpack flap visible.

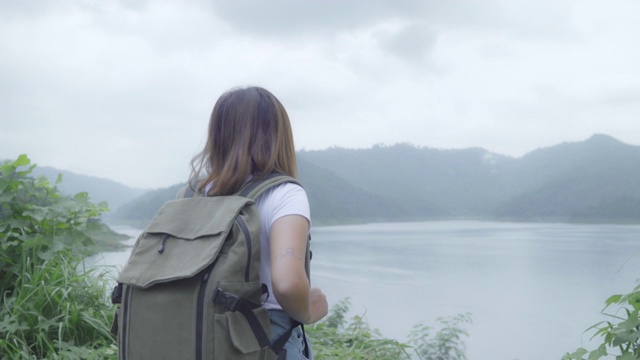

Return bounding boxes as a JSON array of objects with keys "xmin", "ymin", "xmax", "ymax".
[{"xmin": 117, "ymin": 196, "xmax": 253, "ymax": 288}]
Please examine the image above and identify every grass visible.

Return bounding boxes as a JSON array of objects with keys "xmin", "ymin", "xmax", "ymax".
[{"xmin": 0, "ymin": 251, "xmax": 117, "ymax": 359}]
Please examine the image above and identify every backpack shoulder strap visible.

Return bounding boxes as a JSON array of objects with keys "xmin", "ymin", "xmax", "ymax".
[
  {"xmin": 240, "ymin": 173, "xmax": 311, "ymax": 279},
  {"xmin": 238, "ymin": 173, "xmax": 301, "ymax": 199},
  {"xmin": 178, "ymin": 178, "xmax": 207, "ymax": 199},
  {"xmin": 178, "ymin": 174, "xmax": 299, "ymax": 200}
]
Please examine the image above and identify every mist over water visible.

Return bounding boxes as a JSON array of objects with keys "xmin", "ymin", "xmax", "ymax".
[{"xmin": 94, "ymin": 221, "xmax": 640, "ymax": 360}]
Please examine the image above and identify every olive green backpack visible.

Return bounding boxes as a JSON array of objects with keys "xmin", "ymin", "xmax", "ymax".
[{"xmin": 111, "ymin": 174, "xmax": 309, "ymax": 360}]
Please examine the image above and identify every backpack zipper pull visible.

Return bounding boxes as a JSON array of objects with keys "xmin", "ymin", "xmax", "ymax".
[{"xmin": 158, "ymin": 235, "xmax": 168, "ymax": 254}]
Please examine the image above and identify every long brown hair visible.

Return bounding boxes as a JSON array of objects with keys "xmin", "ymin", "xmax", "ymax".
[{"xmin": 190, "ymin": 86, "xmax": 298, "ymax": 196}]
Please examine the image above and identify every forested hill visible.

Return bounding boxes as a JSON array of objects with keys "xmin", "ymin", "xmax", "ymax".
[
  {"xmin": 28, "ymin": 134, "xmax": 640, "ymax": 225},
  {"xmin": 30, "ymin": 166, "xmax": 147, "ymax": 211}
]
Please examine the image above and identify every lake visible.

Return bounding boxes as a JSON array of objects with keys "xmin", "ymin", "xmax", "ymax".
[{"xmin": 91, "ymin": 221, "xmax": 640, "ymax": 360}]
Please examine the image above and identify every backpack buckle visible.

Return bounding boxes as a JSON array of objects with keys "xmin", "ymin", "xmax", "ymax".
[
  {"xmin": 213, "ymin": 288, "xmax": 240, "ymax": 312},
  {"xmin": 111, "ymin": 284, "xmax": 123, "ymax": 304}
]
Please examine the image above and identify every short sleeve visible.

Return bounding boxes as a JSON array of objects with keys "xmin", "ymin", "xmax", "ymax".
[{"xmin": 257, "ymin": 183, "xmax": 311, "ymax": 228}]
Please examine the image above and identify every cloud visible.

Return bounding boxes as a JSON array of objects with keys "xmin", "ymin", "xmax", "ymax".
[
  {"xmin": 2, "ymin": 0, "xmax": 640, "ymax": 188},
  {"xmin": 375, "ymin": 22, "xmax": 437, "ymax": 62},
  {"xmin": 209, "ymin": 0, "xmax": 575, "ymax": 41},
  {"xmin": 209, "ymin": 0, "xmax": 429, "ymax": 36}
]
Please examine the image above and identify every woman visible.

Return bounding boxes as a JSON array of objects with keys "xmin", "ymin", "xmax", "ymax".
[{"xmin": 190, "ymin": 86, "xmax": 328, "ymax": 359}]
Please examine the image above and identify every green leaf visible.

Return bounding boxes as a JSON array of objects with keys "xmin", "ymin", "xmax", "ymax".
[
  {"xmin": 16, "ymin": 164, "xmax": 36, "ymax": 177},
  {"xmin": 12, "ymin": 154, "xmax": 30, "ymax": 167},
  {"xmin": 0, "ymin": 177, "xmax": 10, "ymax": 193},
  {"xmin": 1, "ymin": 163, "xmax": 16, "ymax": 176},
  {"xmin": 562, "ymin": 348, "xmax": 587, "ymax": 360},
  {"xmin": 605, "ymin": 294, "xmax": 623, "ymax": 306},
  {"xmin": 35, "ymin": 175, "xmax": 50, "ymax": 188},
  {"xmin": 73, "ymin": 192, "xmax": 89, "ymax": 202},
  {"xmin": 587, "ymin": 344, "xmax": 607, "ymax": 360},
  {"xmin": 616, "ymin": 353, "xmax": 637, "ymax": 360},
  {"xmin": 0, "ymin": 190, "xmax": 15, "ymax": 203}
]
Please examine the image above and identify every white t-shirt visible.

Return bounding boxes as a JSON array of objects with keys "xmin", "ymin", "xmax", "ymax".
[{"xmin": 255, "ymin": 182, "xmax": 311, "ymax": 310}]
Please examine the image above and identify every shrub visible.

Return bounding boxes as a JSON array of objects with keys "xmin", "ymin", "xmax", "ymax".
[
  {"xmin": 0, "ymin": 155, "xmax": 116, "ymax": 359},
  {"xmin": 409, "ymin": 313, "xmax": 473, "ymax": 360},
  {"xmin": 306, "ymin": 298, "xmax": 472, "ymax": 360},
  {"xmin": 563, "ymin": 282, "xmax": 640, "ymax": 360}
]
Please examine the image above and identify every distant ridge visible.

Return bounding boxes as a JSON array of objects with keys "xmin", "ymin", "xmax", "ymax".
[
  {"xmin": 30, "ymin": 166, "xmax": 147, "ymax": 212},
  {"xmin": 298, "ymin": 134, "xmax": 640, "ymax": 223},
  {"xmin": 14, "ymin": 134, "xmax": 640, "ymax": 225},
  {"xmin": 106, "ymin": 183, "xmax": 186, "ymax": 227},
  {"xmin": 491, "ymin": 134, "xmax": 640, "ymax": 222}
]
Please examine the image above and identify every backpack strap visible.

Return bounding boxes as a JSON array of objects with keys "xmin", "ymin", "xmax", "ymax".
[
  {"xmin": 240, "ymin": 173, "xmax": 312, "ymax": 278},
  {"xmin": 181, "ymin": 177, "xmax": 203, "ymax": 199},
  {"xmin": 180, "ymin": 174, "xmax": 298, "ymax": 199},
  {"xmin": 213, "ymin": 288, "xmax": 271, "ymax": 347},
  {"xmin": 182, "ymin": 185, "xmax": 196, "ymax": 198},
  {"xmin": 238, "ymin": 173, "xmax": 301, "ymax": 199},
  {"xmin": 213, "ymin": 287, "xmax": 295, "ymax": 355}
]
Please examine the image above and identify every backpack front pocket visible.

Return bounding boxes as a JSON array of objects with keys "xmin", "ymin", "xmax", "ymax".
[
  {"xmin": 209, "ymin": 281, "xmax": 275, "ymax": 359},
  {"xmin": 213, "ymin": 308, "xmax": 275, "ymax": 359}
]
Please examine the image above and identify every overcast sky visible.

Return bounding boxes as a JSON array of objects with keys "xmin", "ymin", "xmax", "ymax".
[{"xmin": 2, "ymin": 0, "xmax": 640, "ymax": 189}]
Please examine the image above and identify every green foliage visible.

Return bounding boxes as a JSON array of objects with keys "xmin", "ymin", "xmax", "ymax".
[
  {"xmin": 0, "ymin": 254, "xmax": 117, "ymax": 359},
  {"xmin": 409, "ymin": 313, "xmax": 473, "ymax": 360},
  {"xmin": 30, "ymin": 165, "xmax": 146, "ymax": 212},
  {"xmin": 307, "ymin": 299, "xmax": 411, "ymax": 359},
  {"xmin": 306, "ymin": 299, "xmax": 472, "ymax": 360},
  {"xmin": 0, "ymin": 155, "xmax": 116, "ymax": 359},
  {"xmin": 0, "ymin": 155, "xmax": 110, "ymax": 295},
  {"xmin": 563, "ymin": 282, "xmax": 640, "ymax": 360}
]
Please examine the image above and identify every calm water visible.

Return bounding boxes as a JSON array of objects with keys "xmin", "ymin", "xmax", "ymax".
[{"xmin": 92, "ymin": 221, "xmax": 640, "ymax": 360}]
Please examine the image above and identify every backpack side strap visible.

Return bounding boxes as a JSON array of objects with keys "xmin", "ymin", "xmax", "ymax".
[{"xmin": 213, "ymin": 287, "xmax": 298, "ymax": 355}]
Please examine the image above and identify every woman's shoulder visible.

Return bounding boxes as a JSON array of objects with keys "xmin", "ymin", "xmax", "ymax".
[
  {"xmin": 261, "ymin": 181, "xmax": 308, "ymax": 205},
  {"xmin": 257, "ymin": 181, "xmax": 310, "ymax": 223}
]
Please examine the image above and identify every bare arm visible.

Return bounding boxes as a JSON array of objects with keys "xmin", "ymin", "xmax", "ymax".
[{"xmin": 270, "ymin": 215, "xmax": 328, "ymax": 324}]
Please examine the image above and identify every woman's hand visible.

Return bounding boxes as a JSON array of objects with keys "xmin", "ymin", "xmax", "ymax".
[{"xmin": 308, "ymin": 287, "xmax": 328, "ymax": 324}]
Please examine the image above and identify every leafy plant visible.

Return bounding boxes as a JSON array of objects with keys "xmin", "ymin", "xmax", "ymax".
[
  {"xmin": 0, "ymin": 155, "xmax": 110, "ymax": 295},
  {"xmin": 306, "ymin": 299, "xmax": 413, "ymax": 359},
  {"xmin": 0, "ymin": 155, "xmax": 116, "ymax": 359},
  {"xmin": 563, "ymin": 282, "xmax": 640, "ymax": 360},
  {"xmin": 409, "ymin": 313, "xmax": 473, "ymax": 360},
  {"xmin": 306, "ymin": 298, "xmax": 473, "ymax": 360}
]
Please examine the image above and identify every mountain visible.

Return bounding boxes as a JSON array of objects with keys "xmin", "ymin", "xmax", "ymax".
[
  {"xmin": 106, "ymin": 183, "xmax": 186, "ymax": 227},
  {"xmin": 298, "ymin": 134, "xmax": 640, "ymax": 223},
  {"xmin": 297, "ymin": 158, "xmax": 409, "ymax": 224},
  {"xmin": 109, "ymin": 159, "xmax": 408, "ymax": 226},
  {"xmin": 491, "ymin": 134, "xmax": 640, "ymax": 222},
  {"xmin": 298, "ymin": 144, "xmax": 514, "ymax": 217},
  {"xmin": 30, "ymin": 166, "xmax": 147, "ymax": 211},
  {"xmin": 19, "ymin": 134, "xmax": 640, "ymax": 226}
]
